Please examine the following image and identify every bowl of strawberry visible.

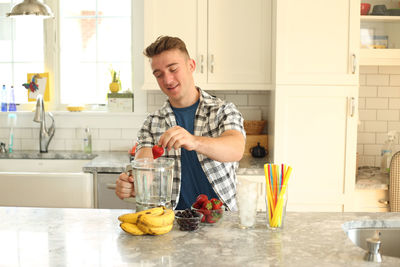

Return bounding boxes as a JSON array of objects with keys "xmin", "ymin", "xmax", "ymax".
[{"xmin": 191, "ymin": 194, "xmax": 224, "ymax": 224}]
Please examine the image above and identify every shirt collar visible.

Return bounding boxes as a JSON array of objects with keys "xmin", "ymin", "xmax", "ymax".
[{"xmin": 159, "ymin": 87, "xmax": 217, "ymax": 117}]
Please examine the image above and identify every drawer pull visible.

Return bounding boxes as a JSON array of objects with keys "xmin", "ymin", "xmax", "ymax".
[
  {"xmin": 106, "ymin": 183, "xmax": 116, "ymax": 190},
  {"xmin": 378, "ymin": 199, "xmax": 389, "ymax": 205}
]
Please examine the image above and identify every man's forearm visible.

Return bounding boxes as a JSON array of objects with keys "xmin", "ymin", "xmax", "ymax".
[{"xmin": 194, "ymin": 130, "xmax": 245, "ymax": 162}]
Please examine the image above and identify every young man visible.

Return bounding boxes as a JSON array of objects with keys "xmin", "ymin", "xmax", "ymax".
[{"xmin": 115, "ymin": 36, "xmax": 245, "ymax": 210}]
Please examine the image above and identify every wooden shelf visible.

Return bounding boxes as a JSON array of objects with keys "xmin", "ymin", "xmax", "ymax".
[
  {"xmin": 360, "ymin": 49, "xmax": 400, "ymax": 65},
  {"xmin": 361, "ymin": 15, "xmax": 400, "ymax": 22}
]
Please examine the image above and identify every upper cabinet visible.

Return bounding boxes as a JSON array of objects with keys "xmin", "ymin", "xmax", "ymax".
[
  {"xmin": 275, "ymin": 0, "xmax": 360, "ymax": 86},
  {"xmin": 143, "ymin": 0, "xmax": 272, "ymax": 90},
  {"xmin": 360, "ymin": 0, "xmax": 400, "ymax": 65}
]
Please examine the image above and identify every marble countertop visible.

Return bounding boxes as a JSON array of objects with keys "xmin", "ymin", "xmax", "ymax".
[
  {"xmin": 82, "ymin": 152, "xmax": 270, "ymax": 175},
  {"xmin": 356, "ymin": 166, "xmax": 389, "ymax": 190},
  {"xmin": 0, "ymin": 150, "xmax": 98, "ymax": 160},
  {"xmin": 0, "ymin": 207, "xmax": 399, "ymax": 266},
  {"xmin": 0, "ymin": 151, "xmax": 388, "ymax": 189},
  {"xmin": 0, "ymin": 150, "xmax": 268, "ymax": 175}
]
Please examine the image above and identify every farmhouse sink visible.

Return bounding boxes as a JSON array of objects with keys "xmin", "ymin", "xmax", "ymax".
[
  {"xmin": 343, "ymin": 221, "xmax": 400, "ymax": 259},
  {"xmin": 0, "ymin": 157, "xmax": 94, "ymax": 208}
]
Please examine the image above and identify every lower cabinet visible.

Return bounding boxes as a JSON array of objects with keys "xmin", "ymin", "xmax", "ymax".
[
  {"xmin": 236, "ymin": 174, "xmax": 348, "ymax": 212},
  {"xmin": 354, "ymin": 189, "xmax": 389, "ymax": 212},
  {"xmin": 0, "ymin": 172, "xmax": 94, "ymax": 208}
]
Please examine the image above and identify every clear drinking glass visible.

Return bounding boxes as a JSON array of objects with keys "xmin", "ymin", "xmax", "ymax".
[
  {"xmin": 237, "ymin": 178, "xmax": 259, "ymax": 229},
  {"xmin": 132, "ymin": 158, "xmax": 174, "ymax": 211},
  {"xmin": 266, "ymin": 185, "xmax": 288, "ymax": 230}
]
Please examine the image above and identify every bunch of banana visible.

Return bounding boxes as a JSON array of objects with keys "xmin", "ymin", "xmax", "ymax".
[{"xmin": 119, "ymin": 207, "xmax": 175, "ymax": 236}]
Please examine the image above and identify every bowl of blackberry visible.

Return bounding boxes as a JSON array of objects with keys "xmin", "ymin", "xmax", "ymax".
[{"xmin": 175, "ymin": 209, "xmax": 203, "ymax": 231}]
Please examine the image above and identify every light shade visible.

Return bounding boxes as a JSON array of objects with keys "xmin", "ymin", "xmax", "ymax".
[{"xmin": 6, "ymin": 0, "xmax": 53, "ymax": 18}]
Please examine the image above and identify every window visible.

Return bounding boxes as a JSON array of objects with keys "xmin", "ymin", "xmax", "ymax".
[
  {"xmin": 0, "ymin": 0, "xmax": 132, "ymax": 107},
  {"xmin": 0, "ymin": 0, "xmax": 44, "ymax": 104},
  {"xmin": 59, "ymin": 0, "xmax": 132, "ymax": 105}
]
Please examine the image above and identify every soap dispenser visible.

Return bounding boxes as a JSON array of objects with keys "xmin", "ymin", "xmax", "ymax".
[
  {"xmin": 381, "ymin": 131, "xmax": 396, "ymax": 173},
  {"xmin": 83, "ymin": 127, "xmax": 92, "ymax": 154}
]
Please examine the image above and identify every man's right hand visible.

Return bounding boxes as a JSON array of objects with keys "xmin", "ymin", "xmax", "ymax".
[{"xmin": 115, "ymin": 172, "xmax": 135, "ymax": 199}]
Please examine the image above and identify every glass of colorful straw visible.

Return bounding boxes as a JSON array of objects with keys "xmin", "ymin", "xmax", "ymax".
[{"xmin": 264, "ymin": 163, "xmax": 292, "ymax": 230}]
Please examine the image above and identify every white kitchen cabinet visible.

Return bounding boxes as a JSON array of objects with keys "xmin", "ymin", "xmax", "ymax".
[
  {"xmin": 354, "ymin": 188, "xmax": 389, "ymax": 212},
  {"xmin": 272, "ymin": 86, "xmax": 358, "ymax": 212},
  {"xmin": 275, "ymin": 0, "xmax": 360, "ymax": 86},
  {"xmin": 270, "ymin": 0, "xmax": 360, "ymax": 211},
  {"xmin": 143, "ymin": 0, "xmax": 272, "ymax": 90}
]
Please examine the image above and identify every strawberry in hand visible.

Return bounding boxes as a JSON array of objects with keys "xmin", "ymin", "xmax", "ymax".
[{"xmin": 152, "ymin": 145, "xmax": 164, "ymax": 159}]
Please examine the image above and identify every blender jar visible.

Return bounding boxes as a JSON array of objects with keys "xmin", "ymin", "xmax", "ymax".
[{"xmin": 131, "ymin": 158, "xmax": 174, "ymax": 211}]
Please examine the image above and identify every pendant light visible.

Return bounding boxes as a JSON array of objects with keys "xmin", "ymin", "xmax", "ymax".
[{"xmin": 6, "ymin": 0, "xmax": 54, "ymax": 18}]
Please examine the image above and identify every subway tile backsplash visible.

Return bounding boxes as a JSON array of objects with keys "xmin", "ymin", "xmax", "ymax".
[
  {"xmin": 146, "ymin": 90, "xmax": 270, "ymax": 121},
  {"xmin": 0, "ymin": 90, "xmax": 270, "ymax": 152},
  {"xmin": 358, "ymin": 66, "xmax": 400, "ymax": 167}
]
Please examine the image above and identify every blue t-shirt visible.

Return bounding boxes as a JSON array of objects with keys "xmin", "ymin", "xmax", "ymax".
[{"xmin": 172, "ymin": 100, "xmax": 218, "ymax": 210}]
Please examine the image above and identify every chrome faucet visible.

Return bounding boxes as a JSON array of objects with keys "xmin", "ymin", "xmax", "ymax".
[
  {"xmin": 33, "ymin": 94, "xmax": 55, "ymax": 153},
  {"xmin": 0, "ymin": 142, "xmax": 6, "ymax": 153}
]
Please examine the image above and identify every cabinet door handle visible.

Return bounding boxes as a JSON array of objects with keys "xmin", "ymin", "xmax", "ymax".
[
  {"xmin": 106, "ymin": 183, "xmax": 116, "ymax": 190},
  {"xmin": 200, "ymin": 54, "xmax": 204, "ymax": 73},
  {"xmin": 210, "ymin": 54, "xmax": 214, "ymax": 73},
  {"xmin": 349, "ymin": 97, "xmax": 355, "ymax": 117},
  {"xmin": 352, "ymin": 53, "xmax": 357, "ymax": 74},
  {"xmin": 378, "ymin": 199, "xmax": 389, "ymax": 205}
]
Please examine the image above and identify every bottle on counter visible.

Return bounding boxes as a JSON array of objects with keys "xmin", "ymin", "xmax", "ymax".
[
  {"xmin": 8, "ymin": 86, "xmax": 16, "ymax": 112},
  {"xmin": 381, "ymin": 131, "xmax": 396, "ymax": 173},
  {"xmin": 7, "ymin": 113, "xmax": 17, "ymax": 153},
  {"xmin": 83, "ymin": 127, "xmax": 92, "ymax": 154},
  {"xmin": 1, "ymin": 85, "xmax": 7, "ymax": 112}
]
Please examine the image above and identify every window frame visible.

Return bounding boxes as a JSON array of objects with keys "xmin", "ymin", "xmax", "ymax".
[{"xmin": 3, "ymin": 0, "xmax": 147, "ymax": 116}]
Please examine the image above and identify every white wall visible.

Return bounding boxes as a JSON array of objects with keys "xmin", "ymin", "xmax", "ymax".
[{"xmin": 358, "ymin": 66, "xmax": 400, "ymax": 166}]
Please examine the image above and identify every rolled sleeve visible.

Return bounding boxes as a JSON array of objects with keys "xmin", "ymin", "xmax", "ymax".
[
  {"xmin": 136, "ymin": 115, "xmax": 156, "ymax": 152},
  {"xmin": 217, "ymin": 102, "xmax": 246, "ymax": 138}
]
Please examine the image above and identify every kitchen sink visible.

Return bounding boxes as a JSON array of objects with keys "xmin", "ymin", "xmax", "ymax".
[
  {"xmin": 0, "ymin": 158, "xmax": 94, "ymax": 208},
  {"xmin": 343, "ymin": 221, "xmax": 400, "ymax": 259}
]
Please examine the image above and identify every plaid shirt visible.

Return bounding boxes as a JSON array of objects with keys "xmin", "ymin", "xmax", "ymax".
[{"xmin": 136, "ymin": 88, "xmax": 245, "ymax": 211}]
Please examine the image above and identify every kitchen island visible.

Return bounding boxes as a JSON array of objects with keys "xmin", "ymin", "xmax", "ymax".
[{"xmin": 1, "ymin": 207, "xmax": 399, "ymax": 266}]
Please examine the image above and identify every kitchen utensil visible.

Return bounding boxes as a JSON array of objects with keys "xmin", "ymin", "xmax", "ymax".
[
  {"xmin": 250, "ymin": 142, "xmax": 267, "ymax": 158},
  {"xmin": 131, "ymin": 158, "xmax": 174, "ymax": 211},
  {"xmin": 361, "ymin": 3, "xmax": 371, "ymax": 15}
]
